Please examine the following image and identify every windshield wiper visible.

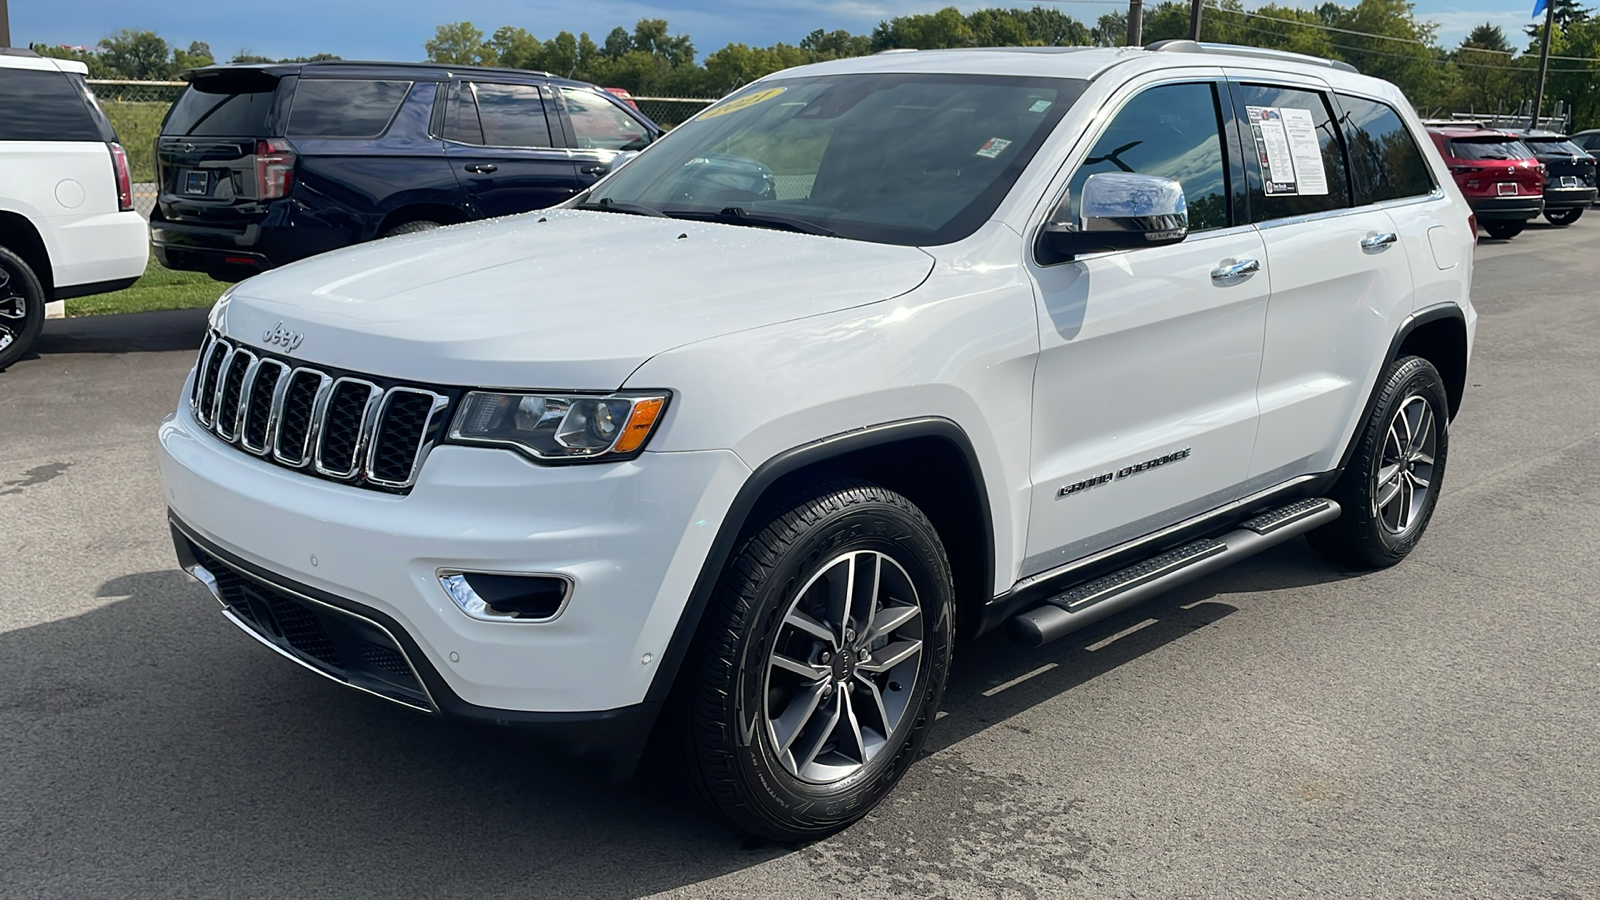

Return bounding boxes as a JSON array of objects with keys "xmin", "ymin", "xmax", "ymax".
[
  {"xmin": 576, "ymin": 197, "xmax": 667, "ymax": 218},
  {"xmin": 669, "ymin": 207, "xmax": 840, "ymax": 238}
]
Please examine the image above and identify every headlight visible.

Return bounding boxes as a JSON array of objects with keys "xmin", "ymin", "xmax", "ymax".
[{"xmin": 447, "ymin": 390, "xmax": 669, "ymax": 462}]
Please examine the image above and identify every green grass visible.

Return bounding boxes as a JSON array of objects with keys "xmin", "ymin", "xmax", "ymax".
[
  {"xmin": 66, "ymin": 258, "xmax": 226, "ymax": 317},
  {"xmin": 100, "ymin": 101, "xmax": 169, "ymax": 183}
]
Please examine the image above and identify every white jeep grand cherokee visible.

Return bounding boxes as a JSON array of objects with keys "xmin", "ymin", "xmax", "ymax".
[{"xmin": 159, "ymin": 42, "xmax": 1475, "ymax": 840}]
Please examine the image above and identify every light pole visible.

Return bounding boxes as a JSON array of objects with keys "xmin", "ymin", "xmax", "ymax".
[
  {"xmin": 1, "ymin": 0, "xmax": 11, "ymax": 49},
  {"xmin": 1127, "ymin": 0, "xmax": 1144, "ymax": 46},
  {"xmin": 1189, "ymin": 0, "xmax": 1204, "ymax": 41},
  {"xmin": 1530, "ymin": 0, "xmax": 1555, "ymax": 129}
]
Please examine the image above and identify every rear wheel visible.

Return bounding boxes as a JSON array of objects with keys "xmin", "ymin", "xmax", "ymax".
[
  {"xmin": 1482, "ymin": 220, "xmax": 1524, "ymax": 240},
  {"xmin": 671, "ymin": 480, "xmax": 954, "ymax": 841},
  {"xmin": 1546, "ymin": 208, "xmax": 1583, "ymax": 226},
  {"xmin": 0, "ymin": 245, "xmax": 46, "ymax": 371},
  {"xmin": 1309, "ymin": 356, "xmax": 1449, "ymax": 569}
]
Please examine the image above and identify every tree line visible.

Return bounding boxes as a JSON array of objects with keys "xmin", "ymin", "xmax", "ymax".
[
  {"xmin": 422, "ymin": 0, "xmax": 1600, "ymax": 125},
  {"xmin": 30, "ymin": 29, "xmax": 339, "ymax": 80},
  {"xmin": 29, "ymin": 1, "xmax": 1600, "ymax": 127}
]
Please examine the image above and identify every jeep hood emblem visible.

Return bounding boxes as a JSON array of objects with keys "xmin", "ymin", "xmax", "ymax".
[{"xmin": 262, "ymin": 322, "xmax": 305, "ymax": 351}]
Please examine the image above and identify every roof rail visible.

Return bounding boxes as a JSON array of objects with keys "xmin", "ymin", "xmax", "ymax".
[
  {"xmin": 0, "ymin": 47, "xmax": 44, "ymax": 58},
  {"xmin": 1146, "ymin": 40, "xmax": 1358, "ymax": 74}
]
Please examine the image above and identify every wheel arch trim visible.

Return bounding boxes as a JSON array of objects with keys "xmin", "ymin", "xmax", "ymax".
[
  {"xmin": 642, "ymin": 416, "xmax": 995, "ymax": 705},
  {"xmin": 1336, "ymin": 301, "xmax": 1468, "ymax": 476}
]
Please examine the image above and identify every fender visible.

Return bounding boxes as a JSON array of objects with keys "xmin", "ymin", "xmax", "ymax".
[
  {"xmin": 641, "ymin": 416, "xmax": 995, "ymax": 705},
  {"xmin": 1334, "ymin": 301, "xmax": 1469, "ymax": 476}
]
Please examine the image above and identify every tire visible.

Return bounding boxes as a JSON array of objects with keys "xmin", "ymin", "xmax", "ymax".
[
  {"xmin": 1308, "ymin": 356, "xmax": 1449, "ymax": 569},
  {"xmin": 1546, "ymin": 207, "xmax": 1583, "ymax": 226},
  {"xmin": 0, "ymin": 245, "xmax": 47, "ymax": 372},
  {"xmin": 1482, "ymin": 220, "xmax": 1524, "ymax": 240},
  {"xmin": 671, "ymin": 480, "xmax": 955, "ymax": 841},
  {"xmin": 382, "ymin": 220, "xmax": 442, "ymax": 237}
]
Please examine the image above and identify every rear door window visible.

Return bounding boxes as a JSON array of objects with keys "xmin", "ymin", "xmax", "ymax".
[
  {"xmin": 556, "ymin": 87, "xmax": 651, "ymax": 151},
  {"xmin": 165, "ymin": 77, "xmax": 279, "ymax": 136},
  {"xmin": 448, "ymin": 82, "xmax": 555, "ymax": 148},
  {"xmin": 287, "ymin": 79, "xmax": 411, "ymax": 137},
  {"xmin": 1336, "ymin": 94, "xmax": 1434, "ymax": 204},
  {"xmin": 1230, "ymin": 83, "xmax": 1353, "ymax": 221},
  {"xmin": 0, "ymin": 67, "xmax": 104, "ymax": 141},
  {"xmin": 1523, "ymin": 137, "xmax": 1588, "ymax": 156}
]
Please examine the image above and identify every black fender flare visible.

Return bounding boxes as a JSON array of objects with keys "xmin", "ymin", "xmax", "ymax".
[{"xmin": 641, "ymin": 416, "xmax": 996, "ymax": 705}]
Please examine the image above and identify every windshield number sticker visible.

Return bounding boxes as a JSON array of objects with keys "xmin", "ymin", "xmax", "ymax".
[
  {"xmin": 975, "ymin": 137, "xmax": 1013, "ymax": 159},
  {"xmin": 699, "ymin": 87, "xmax": 787, "ymax": 120},
  {"xmin": 1028, "ymin": 100, "xmax": 1053, "ymax": 113},
  {"xmin": 1247, "ymin": 106, "xmax": 1328, "ymax": 196}
]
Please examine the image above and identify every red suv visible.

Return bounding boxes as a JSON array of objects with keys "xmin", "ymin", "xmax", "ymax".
[{"xmin": 1427, "ymin": 124, "xmax": 1544, "ymax": 239}]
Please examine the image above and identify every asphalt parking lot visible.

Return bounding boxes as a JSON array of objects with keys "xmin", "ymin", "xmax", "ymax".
[{"xmin": 3, "ymin": 221, "xmax": 1598, "ymax": 899}]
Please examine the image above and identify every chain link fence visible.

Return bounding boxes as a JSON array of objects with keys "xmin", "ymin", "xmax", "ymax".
[{"xmin": 634, "ymin": 97, "xmax": 716, "ymax": 128}]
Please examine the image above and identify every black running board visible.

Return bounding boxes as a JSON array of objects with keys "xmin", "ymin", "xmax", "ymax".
[{"xmin": 1008, "ymin": 498, "xmax": 1341, "ymax": 647}]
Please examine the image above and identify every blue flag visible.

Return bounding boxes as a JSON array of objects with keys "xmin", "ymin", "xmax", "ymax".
[{"xmin": 1533, "ymin": 0, "xmax": 1549, "ymax": 18}]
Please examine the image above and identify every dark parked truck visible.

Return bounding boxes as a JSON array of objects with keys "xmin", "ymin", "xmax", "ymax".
[
  {"xmin": 151, "ymin": 61, "xmax": 661, "ymax": 281},
  {"xmin": 1505, "ymin": 128, "xmax": 1598, "ymax": 226}
]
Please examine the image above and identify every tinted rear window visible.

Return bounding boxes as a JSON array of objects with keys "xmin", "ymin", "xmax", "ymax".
[
  {"xmin": 287, "ymin": 79, "xmax": 411, "ymax": 137},
  {"xmin": 1524, "ymin": 137, "xmax": 1589, "ymax": 156},
  {"xmin": 164, "ymin": 78, "xmax": 279, "ymax": 136},
  {"xmin": 1447, "ymin": 139, "xmax": 1532, "ymax": 161},
  {"xmin": 0, "ymin": 68, "xmax": 104, "ymax": 141}
]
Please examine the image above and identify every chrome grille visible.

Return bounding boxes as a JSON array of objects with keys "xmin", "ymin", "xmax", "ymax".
[{"xmin": 190, "ymin": 332, "xmax": 452, "ymax": 492}]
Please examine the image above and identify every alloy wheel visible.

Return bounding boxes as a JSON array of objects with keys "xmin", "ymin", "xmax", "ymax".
[
  {"xmin": 0, "ymin": 265, "xmax": 28, "ymax": 354},
  {"xmin": 762, "ymin": 550, "xmax": 925, "ymax": 784},
  {"xmin": 1374, "ymin": 394, "xmax": 1438, "ymax": 536}
]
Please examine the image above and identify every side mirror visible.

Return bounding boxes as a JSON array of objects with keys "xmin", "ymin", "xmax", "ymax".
[
  {"xmin": 607, "ymin": 150, "xmax": 641, "ymax": 173},
  {"xmin": 1038, "ymin": 172, "xmax": 1189, "ymax": 263}
]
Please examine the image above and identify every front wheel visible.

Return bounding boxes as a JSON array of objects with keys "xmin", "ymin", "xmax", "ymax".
[
  {"xmin": 672, "ymin": 480, "xmax": 954, "ymax": 841},
  {"xmin": 0, "ymin": 245, "xmax": 46, "ymax": 371},
  {"xmin": 1309, "ymin": 356, "xmax": 1449, "ymax": 569},
  {"xmin": 1482, "ymin": 220, "xmax": 1525, "ymax": 240},
  {"xmin": 1546, "ymin": 207, "xmax": 1583, "ymax": 226}
]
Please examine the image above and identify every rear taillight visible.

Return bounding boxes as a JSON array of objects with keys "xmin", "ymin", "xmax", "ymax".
[
  {"xmin": 254, "ymin": 139, "xmax": 296, "ymax": 200},
  {"xmin": 1468, "ymin": 213, "xmax": 1477, "ymax": 242},
  {"xmin": 109, "ymin": 142, "xmax": 133, "ymax": 211}
]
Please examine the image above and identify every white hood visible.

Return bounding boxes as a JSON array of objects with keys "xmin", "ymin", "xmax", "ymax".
[{"xmin": 215, "ymin": 209, "xmax": 935, "ymax": 389}]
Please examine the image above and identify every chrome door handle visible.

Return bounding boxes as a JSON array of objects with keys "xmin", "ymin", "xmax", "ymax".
[
  {"xmin": 1361, "ymin": 231, "xmax": 1398, "ymax": 250},
  {"xmin": 1210, "ymin": 258, "xmax": 1260, "ymax": 281}
]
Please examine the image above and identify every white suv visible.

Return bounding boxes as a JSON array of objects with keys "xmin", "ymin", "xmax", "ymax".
[
  {"xmin": 158, "ymin": 42, "xmax": 1475, "ymax": 840},
  {"xmin": 0, "ymin": 49, "xmax": 149, "ymax": 369}
]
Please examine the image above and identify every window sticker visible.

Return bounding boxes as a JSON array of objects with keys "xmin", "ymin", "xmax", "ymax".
[
  {"xmin": 975, "ymin": 137, "xmax": 1012, "ymax": 159},
  {"xmin": 1247, "ymin": 105, "xmax": 1328, "ymax": 196},
  {"xmin": 699, "ymin": 87, "xmax": 786, "ymax": 120},
  {"xmin": 1028, "ymin": 99, "xmax": 1053, "ymax": 113}
]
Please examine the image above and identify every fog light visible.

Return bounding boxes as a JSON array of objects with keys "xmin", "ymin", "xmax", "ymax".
[{"xmin": 439, "ymin": 571, "xmax": 572, "ymax": 622}]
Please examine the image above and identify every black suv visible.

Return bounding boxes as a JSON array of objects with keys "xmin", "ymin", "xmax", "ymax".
[
  {"xmin": 1505, "ymin": 128, "xmax": 1598, "ymax": 226},
  {"xmin": 151, "ymin": 61, "xmax": 661, "ymax": 280}
]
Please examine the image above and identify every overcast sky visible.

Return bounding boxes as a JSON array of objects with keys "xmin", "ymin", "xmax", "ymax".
[{"xmin": 12, "ymin": 0, "xmax": 1548, "ymax": 64}]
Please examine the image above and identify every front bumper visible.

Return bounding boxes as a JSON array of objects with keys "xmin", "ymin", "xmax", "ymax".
[
  {"xmin": 171, "ymin": 519, "xmax": 663, "ymax": 775},
  {"xmin": 157, "ymin": 387, "xmax": 750, "ymax": 719}
]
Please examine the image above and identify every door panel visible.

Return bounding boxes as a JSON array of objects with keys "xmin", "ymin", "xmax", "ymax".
[
  {"xmin": 1023, "ymin": 80, "xmax": 1268, "ymax": 576},
  {"xmin": 1225, "ymin": 77, "xmax": 1417, "ymax": 480},
  {"xmin": 442, "ymin": 81, "xmax": 577, "ymax": 217}
]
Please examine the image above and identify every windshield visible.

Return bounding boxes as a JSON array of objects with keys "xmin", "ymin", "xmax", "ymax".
[
  {"xmin": 583, "ymin": 72, "xmax": 1087, "ymax": 246},
  {"xmin": 1447, "ymin": 138, "xmax": 1534, "ymax": 161},
  {"xmin": 1524, "ymin": 137, "xmax": 1590, "ymax": 156}
]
